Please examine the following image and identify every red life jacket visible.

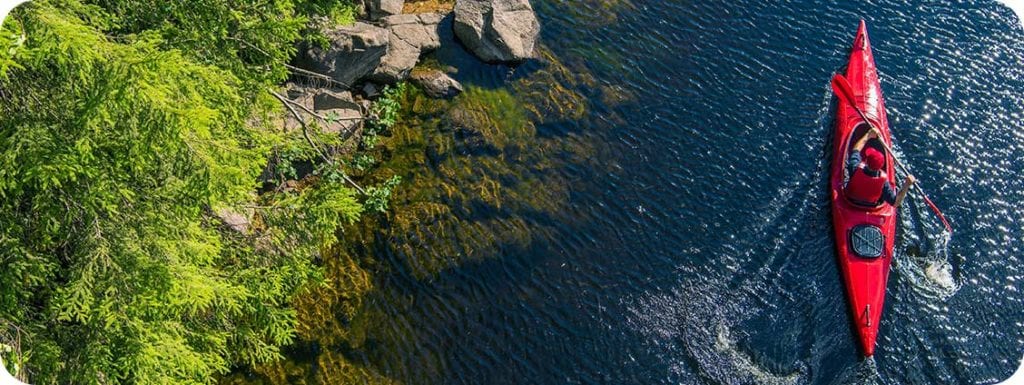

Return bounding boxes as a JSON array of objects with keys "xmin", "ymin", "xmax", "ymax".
[{"xmin": 846, "ymin": 165, "xmax": 887, "ymax": 206}]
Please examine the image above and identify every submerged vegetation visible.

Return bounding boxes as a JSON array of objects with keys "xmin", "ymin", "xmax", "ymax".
[{"xmin": 229, "ymin": 48, "xmax": 604, "ymax": 384}]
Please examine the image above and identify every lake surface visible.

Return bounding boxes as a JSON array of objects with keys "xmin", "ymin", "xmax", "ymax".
[{"xmin": 303, "ymin": 1, "xmax": 1024, "ymax": 384}]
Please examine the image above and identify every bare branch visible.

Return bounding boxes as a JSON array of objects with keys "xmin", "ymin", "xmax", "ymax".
[
  {"xmin": 284, "ymin": 64, "xmax": 352, "ymax": 89},
  {"xmin": 269, "ymin": 89, "xmax": 367, "ymax": 195}
]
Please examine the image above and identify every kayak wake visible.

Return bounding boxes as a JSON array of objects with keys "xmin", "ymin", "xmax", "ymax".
[
  {"xmin": 625, "ymin": 282, "xmax": 808, "ymax": 385},
  {"xmin": 825, "ymin": 357, "xmax": 888, "ymax": 385},
  {"xmin": 714, "ymin": 324, "xmax": 803, "ymax": 385}
]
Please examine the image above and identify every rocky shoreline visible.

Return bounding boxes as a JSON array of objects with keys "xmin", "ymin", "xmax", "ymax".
[
  {"xmin": 221, "ymin": 0, "xmax": 542, "ymax": 238},
  {"xmin": 280, "ymin": 0, "xmax": 541, "ymax": 144},
  {"xmin": 220, "ymin": 0, "xmax": 601, "ymax": 381}
]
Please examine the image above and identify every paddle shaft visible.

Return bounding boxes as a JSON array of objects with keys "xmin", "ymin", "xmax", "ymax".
[{"xmin": 831, "ymin": 75, "xmax": 953, "ymax": 233}]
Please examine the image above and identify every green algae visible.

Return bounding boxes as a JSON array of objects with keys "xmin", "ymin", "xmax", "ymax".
[
  {"xmin": 220, "ymin": 348, "xmax": 397, "ymax": 385},
  {"xmin": 537, "ymin": 0, "xmax": 637, "ymax": 27}
]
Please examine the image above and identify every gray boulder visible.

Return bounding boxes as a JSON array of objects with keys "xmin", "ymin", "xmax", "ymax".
[
  {"xmin": 216, "ymin": 208, "xmax": 252, "ymax": 234},
  {"xmin": 453, "ymin": 0, "xmax": 539, "ymax": 63},
  {"xmin": 363, "ymin": 0, "xmax": 405, "ymax": 20},
  {"xmin": 283, "ymin": 84, "xmax": 364, "ymax": 135},
  {"xmin": 314, "ymin": 89, "xmax": 363, "ymax": 111},
  {"xmin": 295, "ymin": 22, "xmax": 390, "ymax": 88},
  {"xmin": 371, "ymin": 13, "xmax": 445, "ymax": 83},
  {"xmin": 410, "ymin": 69, "xmax": 463, "ymax": 98},
  {"xmin": 362, "ymin": 82, "xmax": 381, "ymax": 98}
]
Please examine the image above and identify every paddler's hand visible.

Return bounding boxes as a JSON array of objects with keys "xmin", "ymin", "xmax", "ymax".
[
  {"xmin": 906, "ymin": 175, "xmax": 917, "ymax": 185},
  {"xmin": 867, "ymin": 128, "xmax": 880, "ymax": 139}
]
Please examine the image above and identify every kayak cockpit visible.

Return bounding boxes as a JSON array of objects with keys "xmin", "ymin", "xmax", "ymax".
[{"xmin": 840, "ymin": 122, "xmax": 890, "ymax": 209}]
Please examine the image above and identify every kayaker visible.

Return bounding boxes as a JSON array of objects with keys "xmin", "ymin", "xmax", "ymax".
[{"xmin": 845, "ymin": 128, "xmax": 916, "ymax": 207}]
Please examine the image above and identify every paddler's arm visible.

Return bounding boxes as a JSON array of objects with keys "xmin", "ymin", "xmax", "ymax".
[
  {"xmin": 847, "ymin": 129, "xmax": 879, "ymax": 174},
  {"xmin": 852, "ymin": 128, "xmax": 879, "ymax": 153},
  {"xmin": 893, "ymin": 175, "xmax": 917, "ymax": 208}
]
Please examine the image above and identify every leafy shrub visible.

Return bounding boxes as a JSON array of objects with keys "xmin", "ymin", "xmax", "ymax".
[
  {"xmin": 363, "ymin": 176, "xmax": 403, "ymax": 213},
  {"xmin": 364, "ymin": 83, "xmax": 407, "ymax": 148}
]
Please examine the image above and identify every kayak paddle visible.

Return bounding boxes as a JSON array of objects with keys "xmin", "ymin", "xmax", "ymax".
[{"xmin": 830, "ymin": 74, "xmax": 953, "ymax": 234}]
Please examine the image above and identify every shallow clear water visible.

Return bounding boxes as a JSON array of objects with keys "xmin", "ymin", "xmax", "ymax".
[{"xmin": 318, "ymin": 1, "xmax": 1024, "ymax": 384}]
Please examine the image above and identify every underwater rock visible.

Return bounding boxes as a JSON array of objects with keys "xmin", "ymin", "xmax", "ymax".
[
  {"xmin": 296, "ymin": 22, "xmax": 390, "ymax": 88},
  {"xmin": 410, "ymin": 68, "xmax": 463, "ymax": 98},
  {"xmin": 453, "ymin": 0, "xmax": 539, "ymax": 62},
  {"xmin": 372, "ymin": 13, "xmax": 446, "ymax": 83},
  {"xmin": 443, "ymin": 105, "xmax": 500, "ymax": 156}
]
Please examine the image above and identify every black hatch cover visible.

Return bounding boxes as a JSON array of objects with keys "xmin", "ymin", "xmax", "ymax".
[{"xmin": 850, "ymin": 225, "xmax": 884, "ymax": 258}]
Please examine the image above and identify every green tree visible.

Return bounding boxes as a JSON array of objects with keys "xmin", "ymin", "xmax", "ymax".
[{"xmin": 0, "ymin": 0, "xmax": 369, "ymax": 383}]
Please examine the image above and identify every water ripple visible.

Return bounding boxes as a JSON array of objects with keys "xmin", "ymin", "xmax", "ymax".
[{"xmin": 298, "ymin": 1, "xmax": 1024, "ymax": 384}]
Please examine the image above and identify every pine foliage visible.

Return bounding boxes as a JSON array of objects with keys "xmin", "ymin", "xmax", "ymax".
[{"xmin": 0, "ymin": 0, "xmax": 363, "ymax": 383}]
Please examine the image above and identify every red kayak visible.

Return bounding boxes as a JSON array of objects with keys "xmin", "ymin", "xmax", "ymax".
[{"xmin": 830, "ymin": 20, "xmax": 897, "ymax": 357}]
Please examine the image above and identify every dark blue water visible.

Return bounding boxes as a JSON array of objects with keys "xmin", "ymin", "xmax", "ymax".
[{"xmin": 337, "ymin": 1, "xmax": 1024, "ymax": 384}]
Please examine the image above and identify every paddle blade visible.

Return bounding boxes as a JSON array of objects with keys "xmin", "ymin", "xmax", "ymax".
[{"xmin": 831, "ymin": 74, "xmax": 856, "ymax": 105}]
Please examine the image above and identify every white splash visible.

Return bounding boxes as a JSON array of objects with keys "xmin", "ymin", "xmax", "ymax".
[{"xmin": 924, "ymin": 260, "xmax": 956, "ymax": 290}]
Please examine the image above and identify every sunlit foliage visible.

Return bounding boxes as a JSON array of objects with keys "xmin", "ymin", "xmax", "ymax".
[{"xmin": 0, "ymin": 0, "xmax": 366, "ymax": 383}]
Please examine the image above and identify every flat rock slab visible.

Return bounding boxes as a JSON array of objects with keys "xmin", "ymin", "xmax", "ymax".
[
  {"xmin": 364, "ymin": 0, "xmax": 405, "ymax": 20},
  {"xmin": 296, "ymin": 22, "xmax": 390, "ymax": 88},
  {"xmin": 372, "ymin": 13, "xmax": 446, "ymax": 83},
  {"xmin": 283, "ymin": 84, "xmax": 364, "ymax": 135},
  {"xmin": 453, "ymin": 0, "xmax": 539, "ymax": 63}
]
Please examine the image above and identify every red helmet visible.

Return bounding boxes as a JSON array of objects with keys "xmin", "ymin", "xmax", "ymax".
[{"xmin": 863, "ymin": 147, "xmax": 884, "ymax": 171}]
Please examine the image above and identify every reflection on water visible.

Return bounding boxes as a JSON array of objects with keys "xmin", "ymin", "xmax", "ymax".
[{"xmin": 229, "ymin": 1, "xmax": 1024, "ymax": 384}]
